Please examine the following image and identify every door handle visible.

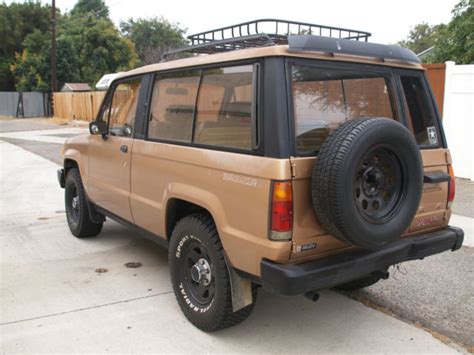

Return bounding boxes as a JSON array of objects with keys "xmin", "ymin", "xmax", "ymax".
[
  {"xmin": 423, "ymin": 171, "xmax": 450, "ymax": 184},
  {"xmin": 120, "ymin": 145, "xmax": 128, "ymax": 153}
]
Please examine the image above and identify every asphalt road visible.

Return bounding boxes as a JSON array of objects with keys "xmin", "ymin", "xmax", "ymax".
[
  {"xmin": 1, "ymin": 118, "xmax": 473, "ymax": 352},
  {"xmin": 0, "ymin": 117, "xmax": 63, "ymax": 133},
  {"xmin": 452, "ymin": 178, "xmax": 474, "ymax": 218}
]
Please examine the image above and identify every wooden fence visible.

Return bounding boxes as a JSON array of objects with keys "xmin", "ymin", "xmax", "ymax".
[
  {"xmin": 423, "ymin": 63, "xmax": 446, "ymax": 117},
  {"xmin": 53, "ymin": 91, "xmax": 106, "ymax": 121}
]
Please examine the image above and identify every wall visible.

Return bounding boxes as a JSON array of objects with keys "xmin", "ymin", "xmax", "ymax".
[
  {"xmin": 442, "ymin": 61, "xmax": 474, "ymax": 180},
  {"xmin": 53, "ymin": 91, "xmax": 106, "ymax": 121},
  {"xmin": 0, "ymin": 92, "xmax": 19, "ymax": 116},
  {"xmin": 423, "ymin": 64, "xmax": 446, "ymax": 117},
  {"xmin": 0, "ymin": 92, "xmax": 50, "ymax": 117}
]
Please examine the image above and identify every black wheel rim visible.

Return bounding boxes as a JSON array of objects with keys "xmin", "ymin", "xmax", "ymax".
[
  {"xmin": 66, "ymin": 183, "xmax": 80, "ymax": 224},
  {"xmin": 179, "ymin": 240, "xmax": 215, "ymax": 306},
  {"xmin": 354, "ymin": 146, "xmax": 404, "ymax": 224}
]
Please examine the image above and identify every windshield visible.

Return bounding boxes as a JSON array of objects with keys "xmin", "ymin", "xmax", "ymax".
[{"xmin": 291, "ymin": 64, "xmax": 396, "ymax": 153}]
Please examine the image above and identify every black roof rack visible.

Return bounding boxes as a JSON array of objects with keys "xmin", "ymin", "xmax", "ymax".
[{"xmin": 164, "ymin": 19, "xmax": 371, "ymax": 58}]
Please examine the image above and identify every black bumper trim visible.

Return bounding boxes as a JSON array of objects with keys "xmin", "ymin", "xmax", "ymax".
[
  {"xmin": 261, "ymin": 226, "xmax": 464, "ymax": 295},
  {"xmin": 57, "ymin": 168, "xmax": 65, "ymax": 188}
]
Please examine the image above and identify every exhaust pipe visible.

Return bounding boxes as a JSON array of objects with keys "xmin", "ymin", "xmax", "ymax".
[{"xmin": 304, "ymin": 291, "xmax": 320, "ymax": 302}]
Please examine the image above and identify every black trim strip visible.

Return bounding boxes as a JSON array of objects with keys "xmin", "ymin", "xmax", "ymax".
[
  {"xmin": 95, "ymin": 206, "xmax": 169, "ymax": 249},
  {"xmin": 133, "ymin": 74, "xmax": 154, "ymax": 140},
  {"xmin": 190, "ymin": 70, "xmax": 204, "ymax": 143},
  {"xmin": 251, "ymin": 62, "xmax": 260, "ymax": 150}
]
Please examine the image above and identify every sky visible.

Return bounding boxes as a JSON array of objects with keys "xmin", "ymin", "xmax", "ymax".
[{"xmin": 5, "ymin": 0, "xmax": 460, "ymax": 44}]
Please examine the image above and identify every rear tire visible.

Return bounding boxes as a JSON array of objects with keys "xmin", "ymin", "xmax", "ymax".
[
  {"xmin": 169, "ymin": 213, "xmax": 256, "ymax": 331},
  {"xmin": 65, "ymin": 168, "xmax": 103, "ymax": 238}
]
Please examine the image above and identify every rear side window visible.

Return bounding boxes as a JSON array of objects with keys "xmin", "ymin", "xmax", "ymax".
[
  {"xmin": 107, "ymin": 79, "xmax": 142, "ymax": 137},
  {"xmin": 400, "ymin": 75, "xmax": 439, "ymax": 146},
  {"xmin": 194, "ymin": 65, "xmax": 254, "ymax": 150},
  {"xmin": 292, "ymin": 65, "xmax": 395, "ymax": 153},
  {"xmin": 148, "ymin": 71, "xmax": 200, "ymax": 142}
]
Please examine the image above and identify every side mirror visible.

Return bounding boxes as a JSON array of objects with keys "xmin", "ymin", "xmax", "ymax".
[
  {"xmin": 89, "ymin": 121, "xmax": 108, "ymax": 136},
  {"xmin": 122, "ymin": 124, "xmax": 133, "ymax": 137}
]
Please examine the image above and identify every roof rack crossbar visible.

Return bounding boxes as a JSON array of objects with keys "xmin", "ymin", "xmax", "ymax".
[
  {"xmin": 163, "ymin": 19, "xmax": 372, "ymax": 59},
  {"xmin": 165, "ymin": 34, "xmax": 277, "ymax": 57},
  {"xmin": 188, "ymin": 19, "xmax": 370, "ymax": 45}
]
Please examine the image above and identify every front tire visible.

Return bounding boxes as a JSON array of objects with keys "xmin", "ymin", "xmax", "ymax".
[
  {"xmin": 65, "ymin": 168, "xmax": 103, "ymax": 238},
  {"xmin": 169, "ymin": 213, "xmax": 256, "ymax": 331}
]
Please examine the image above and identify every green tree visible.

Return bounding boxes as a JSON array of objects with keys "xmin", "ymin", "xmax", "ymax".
[
  {"xmin": 69, "ymin": 0, "xmax": 109, "ymax": 19},
  {"xmin": 11, "ymin": 30, "xmax": 82, "ymax": 92},
  {"xmin": 61, "ymin": 0, "xmax": 138, "ymax": 86},
  {"xmin": 0, "ymin": 1, "xmax": 52, "ymax": 90},
  {"xmin": 10, "ymin": 0, "xmax": 138, "ymax": 91},
  {"xmin": 397, "ymin": 23, "xmax": 445, "ymax": 55},
  {"xmin": 398, "ymin": 0, "xmax": 473, "ymax": 64},
  {"xmin": 120, "ymin": 17, "xmax": 187, "ymax": 64},
  {"xmin": 11, "ymin": 31, "xmax": 51, "ymax": 92},
  {"xmin": 433, "ymin": 0, "xmax": 473, "ymax": 64},
  {"xmin": 71, "ymin": 17, "xmax": 138, "ymax": 85}
]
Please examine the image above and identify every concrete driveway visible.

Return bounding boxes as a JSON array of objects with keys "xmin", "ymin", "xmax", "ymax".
[{"xmin": 0, "ymin": 120, "xmax": 471, "ymax": 353}]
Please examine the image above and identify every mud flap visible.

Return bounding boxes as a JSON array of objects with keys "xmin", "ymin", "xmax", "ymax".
[
  {"xmin": 225, "ymin": 256, "xmax": 253, "ymax": 312},
  {"xmin": 85, "ymin": 197, "xmax": 105, "ymax": 224}
]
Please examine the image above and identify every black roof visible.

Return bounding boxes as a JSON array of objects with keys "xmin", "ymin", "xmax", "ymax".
[
  {"xmin": 288, "ymin": 35, "xmax": 420, "ymax": 63},
  {"xmin": 163, "ymin": 19, "xmax": 419, "ymax": 64}
]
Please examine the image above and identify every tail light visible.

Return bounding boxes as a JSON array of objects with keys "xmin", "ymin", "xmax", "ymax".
[
  {"xmin": 447, "ymin": 164, "xmax": 455, "ymax": 208},
  {"xmin": 270, "ymin": 181, "xmax": 293, "ymax": 241}
]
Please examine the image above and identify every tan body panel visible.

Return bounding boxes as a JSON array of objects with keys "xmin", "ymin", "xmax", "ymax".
[
  {"xmin": 129, "ymin": 140, "xmax": 292, "ymax": 276},
  {"xmin": 63, "ymin": 137, "xmax": 293, "ymax": 276},
  {"xmin": 63, "ymin": 141, "xmax": 451, "ymax": 274},
  {"xmin": 290, "ymin": 148, "xmax": 451, "ymax": 262},
  {"xmin": 409, "ymin": 149, "xmax": 451, "ymax": 232},
  {"xmin": 87, "ymin": 135, "xmax": 134, "ymax": 221},
  {"xmin": 63, "ymin": 134, "xmax": 90, "ymax": 191}
]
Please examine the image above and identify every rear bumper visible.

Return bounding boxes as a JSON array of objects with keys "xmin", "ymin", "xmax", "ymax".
[
  {"xmin": 261, "ymin": 226, "xmax": 464, "ymax": 295},
  {"xmin": 57, "ymin": 168, "xmax": 65, "ymax": 188}
]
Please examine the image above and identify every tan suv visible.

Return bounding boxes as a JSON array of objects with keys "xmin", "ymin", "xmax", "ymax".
[{"xmin": 58, "ymin": 19, "xmax": 464, "ymax": 331}]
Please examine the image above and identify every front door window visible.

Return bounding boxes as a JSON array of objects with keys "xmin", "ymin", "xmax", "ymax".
[{"xmin": 107, "ymin": 80, "xmax": 142, "ymax": 137}]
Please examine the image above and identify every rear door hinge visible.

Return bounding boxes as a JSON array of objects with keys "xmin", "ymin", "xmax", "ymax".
[
  {"xmin": 445, "ymin": 151, "xmax": 452, "ymax": 164},
  {"xmin": 290, "ymin": 157, "xmax": 296, "ymax": 178}
]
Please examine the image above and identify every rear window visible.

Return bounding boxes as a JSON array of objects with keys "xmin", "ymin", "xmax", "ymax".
[
  {"xmin": 147, "ymin": 64, "xmax": 257, "ymax": 151},
  {"xmin": 194, "ymin": 65, "xmax": 254, "ymax": 150},
  {"xmin": 400, "ymin": 75, "xmax": 439, "ymax": 146},
  {"xmin": 148, "ymin": 70, "xmax": 200, "ymax": 142},
  {"xmin": 292, "ymin": 65, "xmax": 395, "ymax": 153}
]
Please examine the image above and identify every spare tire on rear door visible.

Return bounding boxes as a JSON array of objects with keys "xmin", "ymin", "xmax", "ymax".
[{"xmin": 312, "ymin": 117, "xmax": 423, "ymax": 250}]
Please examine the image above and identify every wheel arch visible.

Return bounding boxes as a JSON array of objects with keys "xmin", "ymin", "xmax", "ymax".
[
  {"xmin": 63, "ymin": 146, "xmax": 89, "ymax": 188},
  {"xmin": 63, "ymin": 154, "xmax": 103, "ymax": 224},
  {"xmin": 165, "ymin": 196, "xmax": 255, "ymax": 280},
  {"xmin": 64, "ymin": 158, "xmax": 79, "ymax": 174},
  {"xmin": 165, "ymin": 198, "xmax": 214, "ymax": 241}
]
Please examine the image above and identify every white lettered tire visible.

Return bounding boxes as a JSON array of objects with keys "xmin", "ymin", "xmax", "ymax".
[{"xmin": 169, "ymin": 213, "xmax": 256, "ymax": 331}]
